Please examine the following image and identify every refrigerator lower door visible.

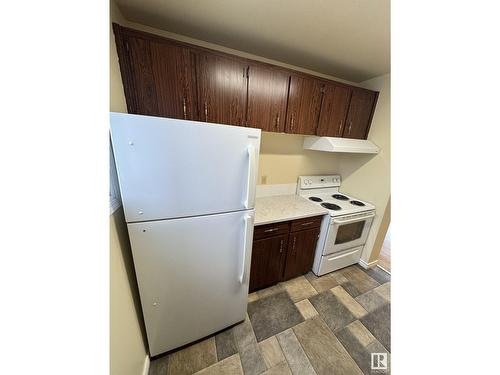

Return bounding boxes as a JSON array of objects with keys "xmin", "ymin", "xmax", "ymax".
[
  {"xmin": 128, "ymin": 210, "xmax": 254, "ymax": 356},
  {"xmin": 110, "ymin": 113, "xmax": 261, "ymax": 223}
]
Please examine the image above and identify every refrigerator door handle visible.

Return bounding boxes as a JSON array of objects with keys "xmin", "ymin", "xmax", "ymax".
[
  {"xmin": 239, "ymin": 213, "xmax": 254, "ymax": 284},
  {"xmin": 244, "ymin": 144, "xmax": 257, "ymax": 209}
]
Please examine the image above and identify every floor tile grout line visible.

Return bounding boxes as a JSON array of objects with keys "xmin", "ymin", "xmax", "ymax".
[
  {"xmin": 345, "ymin": 265, "xmax": 382, "ymax": 286},
  {"xmin": 332, "ymin": 329, "xmax": 366, "ymax": 375},
  {"xmin": 274, "ymin": 330, "xmax": 307, "ymax": 375},
  {"xmin": 355, "ymin": 319, "xmax": 391, "ymax": 355},
  {"xmin": 288, "ymin": 323, "xmax": 319, "ymax": 375},
  {"xmin": 335, "ymin": 328, "xmax": 378, "ymax": 374},
  {"xmin": 310, "ymin": 289, "xmax": 388, "ymax": 361}
]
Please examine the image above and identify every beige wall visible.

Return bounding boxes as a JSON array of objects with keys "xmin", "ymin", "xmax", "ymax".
[
  {"xmin": 258, "ymin": 132, "xmax": 342, "ymax": 184},
  {"xmin": 110, "ymin": 208, "xmax": 147, "ymax": 375},
  {"xmin": 371, "ymin": 197, "xmax": 391, "ymax": 263},
  {"xmin": 110, "ymin": 2, "xmax": 147, "ymax": 375},
  {"xmin": 339, "ymin": 74, "xmax": 391, "ymax": 264},
  {"xmin": 110, "ymin": 0, "xmax": 128, "ymax": 112}
]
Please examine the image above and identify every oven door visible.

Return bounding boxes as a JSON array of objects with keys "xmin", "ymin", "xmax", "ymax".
[{"xmin": 323, "ymin": 212, "xmax": 375, "ymax": 255}]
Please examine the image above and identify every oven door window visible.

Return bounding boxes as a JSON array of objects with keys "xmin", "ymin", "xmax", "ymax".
[{"xmin": 335, "ymin": 221, "xmax": 365, "ymax": 244}]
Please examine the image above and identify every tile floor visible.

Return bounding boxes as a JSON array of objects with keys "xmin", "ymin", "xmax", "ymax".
[{"xmin": 149, "ymin": 264, "xmax": 391, "ymax": 375}]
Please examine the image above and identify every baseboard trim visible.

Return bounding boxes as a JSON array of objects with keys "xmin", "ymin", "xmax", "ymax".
[
  {"xmin": 142, "ymin": 354, "xmax": 150, "ymax": 375},
  {"xmin": 358, "ymin": 259, "xmax": 379, "ymax": 269},
  {"xmin": 377, "ymin": 264, "xmax": 391, "ymax": 275}
]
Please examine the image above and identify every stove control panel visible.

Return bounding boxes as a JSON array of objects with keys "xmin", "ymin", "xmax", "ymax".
[{"xmin": 298, "ymin": 175, "xmax": 341, "ymax": 189}]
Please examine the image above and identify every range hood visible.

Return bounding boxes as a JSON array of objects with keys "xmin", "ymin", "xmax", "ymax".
[{"xmin": 303, "ymin": 136, "xmax": 379, "ymax": 154}]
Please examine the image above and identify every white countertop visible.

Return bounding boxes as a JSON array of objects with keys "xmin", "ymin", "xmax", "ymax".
[{"xmin": 254, "ymin": 194, "xmax": 329, "ymax": 226}]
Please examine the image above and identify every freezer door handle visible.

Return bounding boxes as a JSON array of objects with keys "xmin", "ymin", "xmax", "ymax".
[
  {"xmin": 244, "ymin": 144, "xmax": 257, "ymax": 209},
  {"xmin": 239, "ymin": 213, "xmax": 254, "ymax": 284}
]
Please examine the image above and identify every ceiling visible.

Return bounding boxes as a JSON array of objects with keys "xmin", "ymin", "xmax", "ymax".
[{"xmin": 115, "ymin": 0, "xmax": 390, "ymax": 83}]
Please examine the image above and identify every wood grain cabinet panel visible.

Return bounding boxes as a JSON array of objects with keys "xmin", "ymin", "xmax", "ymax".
[
  {"xmin": 113, "ymin": 24, "xmax": 379, "ymax": 137},
  {"xmin": 285, "ymin": 75, "xmax": 324, "ymax": 135},
  {"xmin": 149, "ymin": 41, "xmax": 198, "ymax": 120},
  {"xmin": 316, "ymin": 84, "xmax": 352, "ymax": 137},
  {"xmin": 250, "ymin": 216, "xmax": 323, "ymax": 291},
  {"xmin": 290, "ymin": 216, "xmax": 322, "ymax": 233},
  {"xmin": 254, "ymin": 222, "xmax": 290, "ymax": 241},
  {"xmin": 249, "ymin": 234, "xmax": 288, "ymax": 292},
  {"xmin": 123, "ymin": 35, "xmax": 159, "ymax": 116},
  {"xmin": 196, "ymin": 52, "xmax": 248, "ymax": 126},
  {"xmin": 247, "ymin": 65, "xmax": 290, "ymax": 132},
  {"xmin": 283, "ymin": 227, "xmax": 320, "ymax": 281},
  {"xmin": 344, "ymin": 88, "xmax": 378, "ymax": 139}
]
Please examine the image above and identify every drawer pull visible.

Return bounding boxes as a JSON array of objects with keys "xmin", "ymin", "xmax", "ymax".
[
  {"xmin": 301, "ymin": 221, "xmax": 315, "ymax": 226},
  {"xmin": 264, "ymin": 228, "xmax": 279, "ymax": 232}
]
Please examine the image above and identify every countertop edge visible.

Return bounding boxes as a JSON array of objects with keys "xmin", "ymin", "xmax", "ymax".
[{"xmin": 255, "ymin": 211, "xmax": 327, "ymax": 226}]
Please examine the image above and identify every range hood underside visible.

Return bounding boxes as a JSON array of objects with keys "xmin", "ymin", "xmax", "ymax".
[{"xmin": 303, "ymin": 136, "xmax": 379, "ymax": 154}]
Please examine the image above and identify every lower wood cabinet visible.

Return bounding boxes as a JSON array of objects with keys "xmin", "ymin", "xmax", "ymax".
[
  {"xmin": 249, "ymin": 234, "xmax": 288, "ymax": 292},
  {"xmin": 249, "ymin": 216, "xmax": 322, "ymax": 292},
  {"xmin": 283, "ymin": 227, "xmax": 320, "ymax": 281}
]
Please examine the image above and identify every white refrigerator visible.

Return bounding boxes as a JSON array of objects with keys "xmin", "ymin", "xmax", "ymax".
[{"xmin": 110, "ymin": 112, "xmax": 261, "ymax": 356}]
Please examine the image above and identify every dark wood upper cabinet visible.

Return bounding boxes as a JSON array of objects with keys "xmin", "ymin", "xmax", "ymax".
[
  {"xmin": 196, "ymin": 52, "xmax": 248, "ymax": 126},
  {"xmin": 113, "ymin": 24, "xmax": 379, "ymax": 137},
  {"xmin": 122, "ymin": 35, "xmax": 159, "ymax": 116},
  {"xmin": 344, "ymin": 88, "xmax": 378, "ymax": 139},
  {"xmin": 285, "ymin": 75, "xmax": 324, "ymax": 135},
  {"xmin": 249, "ymin": 234, "xmax": 288, "ymax": 292},
  {"xmin": 316, "ymin": 84, "xmax": 352, "ymax": 137},
  {"xmin": 149, "ymin": 41, "xmax": 198, "ymax": 121},
  {"xmin": 283, "ymin": 227, "xmax": 320, "ymax": 281},
  {"xmin": 246, "ymin": 64, "xmax": 290, "ymax": 132}
]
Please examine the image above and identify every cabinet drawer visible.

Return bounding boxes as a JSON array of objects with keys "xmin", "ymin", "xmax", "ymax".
[
  {"xmin": 254, "ymin": 222, "xmax": 290, "ymax": 240},
  {"xmin": 290, "ymin": 216, "xmax": 323, "ymax": 232}
]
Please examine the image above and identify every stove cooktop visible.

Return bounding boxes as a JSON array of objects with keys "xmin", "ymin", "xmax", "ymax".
[
  {"xmin": 308, "ymin": 197, "xmax": 323, "ymax": 202},
  {"xmin": 302, "ymin": 192, "xmax": 375, "ymax": 216},
  {"xmin": 332, "ymin": 194, "xmax": 349, "ymax": 201},
  {"xmin": 350, "ymin": 200, "xmax": 365, "ymax": 206},
  {"xmin": 321, "ymin": 202, "xmax": 341, "ymax": 210}
]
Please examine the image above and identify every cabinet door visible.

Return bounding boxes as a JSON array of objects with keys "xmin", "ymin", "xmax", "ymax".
[
  {"xmin": 344, "ymin": 89, "xmax": 377, "ymax": 139},
  {"xmin": 247, "ymin": 65, "xmax": 290, "ymax": 132},
  {"xmin": 316, "ymin": 84, "xmax": 352, "ymax": 137},
  {"xmin": 123, "ymin": 35, "xmax": 159, "ymax": 116},
  {"xmin": 283, "ymin": 228, "xmax": 320, "ymax": 280},
  {"xmin": 285, "ymin": 75, "xmax": 324, "ymax": 135},
  {"xmin": 149, "ymin": 41, "xmax": 198, "ymax": 120},
  {"xmin": 196, "ymin": 52, "xmax": 248, "ymax": 126},
  {"xmin": 249, "ymin": 234, "xmax": 288, "ymax": 292}
]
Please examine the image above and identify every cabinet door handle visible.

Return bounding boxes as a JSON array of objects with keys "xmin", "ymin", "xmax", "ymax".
[
  {"xmin": 275, "ymin": 113, "xmax": 280, "ymax": 131},
  {"xmin": 204, "ymin": 102, "xmax": 208, "ymax": 122},
  {"xmin": 182, "ymin": 97, "xmax": 187, "ymax": 119},
  {"xmin": 279, "ymin": 239, "xmax": 284, "ymax": 253},
  {"xmin": 301, "ymin": 221, "xmax": 314, "ymax": 226},
  {"xmin": 290, "ymin": 114, "xmax": 295, "ymax": 131},
  {"xmin": 264, "ymin": 228, "xmax": 279, "ymax": 233},
  {"xmin": 292, "ymin": 235, "xmax": 297, "ymax": 249},
  {"xmin": 348, "ymin": 121, "xmax": 352, "ymax": 134},
  {"xmin": 338, "ymin": 121, "xmax": 343, "ymax": 134}
]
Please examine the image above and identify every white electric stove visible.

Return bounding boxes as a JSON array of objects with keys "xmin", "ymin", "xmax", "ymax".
[{"xmin": 297, "ymin": 175, "xmax": 376, "ymax": 275}]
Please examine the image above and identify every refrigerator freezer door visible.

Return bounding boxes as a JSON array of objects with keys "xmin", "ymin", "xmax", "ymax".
[
  {"xmin": 127, "ymin": 210, "xmax": 254, "ymax": 356},
  {"xmin": 110, "ymin": 113, "xmax": 261, "ymax": 223}
]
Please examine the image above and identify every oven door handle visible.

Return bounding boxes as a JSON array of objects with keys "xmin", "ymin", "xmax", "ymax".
[{"xmin": 333, "ymin": 212, "xmax": 375, "ymax": 225}]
